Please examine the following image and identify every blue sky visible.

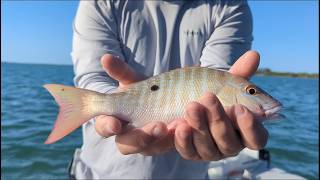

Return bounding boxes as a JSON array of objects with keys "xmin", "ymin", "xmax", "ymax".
[{"xmin": 1, "ymin": 1, "xmax": 319, "ymax": 73}]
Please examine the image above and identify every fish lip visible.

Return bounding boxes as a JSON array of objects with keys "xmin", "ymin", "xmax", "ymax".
[
  {"xmin": 253, "ymin": 104, "xmax": 285, "ymax": 121},
  {"xmin": 264, "ymin": 105, "xmax": 282, "ymax": 117}
]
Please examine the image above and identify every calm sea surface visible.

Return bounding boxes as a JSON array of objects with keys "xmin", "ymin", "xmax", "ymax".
[{"xmin": 1, "ymin": 62, "xmax": 319, "ymax": 179}]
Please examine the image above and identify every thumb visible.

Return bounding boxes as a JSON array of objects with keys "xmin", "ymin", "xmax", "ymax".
[
  {"xmin": 228, "ymin": 51, "xmax": 260, "ymax": 79},
  {"xmin": 115, "ymin": 122, "xmax": 168, "ymax": 155},
  {"xmin": 101, "ymin": 54, "xmax": 145, "ymax": 86}
]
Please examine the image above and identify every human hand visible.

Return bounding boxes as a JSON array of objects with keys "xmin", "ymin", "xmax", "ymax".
[
  {"xmin": 95, "ymin": 54, "xmax": 173, "ymax": 155},
  {"xmin": 174, "ymin": 51, "xmax": 268, "ymax": 161}
]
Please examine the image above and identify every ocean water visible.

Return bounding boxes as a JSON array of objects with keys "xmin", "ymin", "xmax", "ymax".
[{"xmin": 1, "ymin": 62, "xmax": 319, "ymax": 179}]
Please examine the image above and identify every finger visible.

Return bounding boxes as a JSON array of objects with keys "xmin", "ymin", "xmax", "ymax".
[
  {"xmin": 228, "ymin": 50, "xmax": 260, "ymax": 79},
  {"xmin": 167, "ymin": 119, "xmax": 182, "ymax": 130},
  {"xmin": 100, "ymin": 54, "xmax": 145, "ymax": 86},
  {"xmin": 115, "ymin": 122, "xmax": 168, "ymax": 155},
  {"xmin": 174, "ymin": 121, "xmax": 200, "ymax": 160},
  {"xmin": 202, "ymin": 92, "xmax": 243, "ymax": 157},
  {"xmin": 140, "ymin": 132, "xmax": 175, "ymax": 156},
  {"xmin": 184, "ymin": 102, "xmax": 220, "ymax": 160},
  {"xmin": 141, "ymin": 120, "xmax": 183, "ymax": 156},
  {"xmin": 95, "ymin": 115, "xmax": 122, "ymax": 138},
  {"xmin": 232, "ymin": 105, "xmax": 269, "ymax": 150}
]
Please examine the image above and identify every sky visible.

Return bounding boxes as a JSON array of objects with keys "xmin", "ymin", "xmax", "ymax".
[{"xmin": 1, "ymin": 1, "xmax": 319, "ymax": 73}]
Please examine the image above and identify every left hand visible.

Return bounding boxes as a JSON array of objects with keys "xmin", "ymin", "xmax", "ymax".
[
  {"xmin": 172, "ymin": 92, "xmax": 268, "ymax": 161},
  {"xmin": 171, "ymin": 51, "xmax": 268, "ymax": 161}
]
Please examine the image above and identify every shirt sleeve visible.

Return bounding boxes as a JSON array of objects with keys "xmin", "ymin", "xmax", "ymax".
[
  {"xmin": 71, "ymin": 1, "xmax": 123, "ymax": 93},
  {"xmin": 200, "ymin": 1, "xmax": 253, "ymax": 71}
]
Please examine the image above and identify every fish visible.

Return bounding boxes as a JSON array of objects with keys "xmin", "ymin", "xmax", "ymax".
[{"xmin": 43, "ymin": 67, "xmax": 283, "ymax": 144}]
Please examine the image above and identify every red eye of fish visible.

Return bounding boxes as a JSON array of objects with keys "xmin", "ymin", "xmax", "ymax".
[{"xmin": 246, "ymin": 86, "xmax": 257, "ymax": 95}]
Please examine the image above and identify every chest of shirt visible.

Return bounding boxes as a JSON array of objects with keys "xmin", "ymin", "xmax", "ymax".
[{"xmin": 113, "ymin": 1, "xmax": 215, "ymax": 75}]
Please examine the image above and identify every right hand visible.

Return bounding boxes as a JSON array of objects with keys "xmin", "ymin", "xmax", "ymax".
[{"xmin": 95, "ymin": 54, "xmax": 174, "ymax": 155}]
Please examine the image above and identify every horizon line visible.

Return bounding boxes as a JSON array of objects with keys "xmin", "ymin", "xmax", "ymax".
[
  {"xmin": 1, "ymin": 60, "xmax": 71, "ymax": 66},
  {"xmin": 1, "ymin": 60, "xmax": 319, "ymax": 74}
]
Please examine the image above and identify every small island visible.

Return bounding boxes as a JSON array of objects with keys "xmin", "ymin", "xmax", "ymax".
[{"xmin": 256, "ymin": 68, "xmax": 319, "ymax": 79}]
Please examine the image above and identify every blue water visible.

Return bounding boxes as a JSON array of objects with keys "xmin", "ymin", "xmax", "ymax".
[{"xmin": 1, "ymin": 62, "xmax": 319, "ymax": 179}]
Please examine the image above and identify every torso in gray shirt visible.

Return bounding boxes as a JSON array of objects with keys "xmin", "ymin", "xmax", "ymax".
[{"xmin": 71, "ymin": 0, "xmax": 253, "ymax": 179}]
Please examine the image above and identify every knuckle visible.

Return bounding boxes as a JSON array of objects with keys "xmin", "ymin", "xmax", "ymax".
[
  {"xmin": 210, "ymin": 155, "xmax": 223, "ymax": 161},
  {"xmin": 198, "ymin": 150, "xmax": 216, "ymax": 161},
  {"xmin": 137, "ymin": 135, "xmax": 154, "ymax": 149},
  {"xmin": 181, "ymin": 154, "xmax": 198, "ymax": 161},
  {"xmin": 186, "ymin": 110, "xmax": 205, "ymax": 130},
  {"xmin": 181, "ymin": 155, "xmax": 192, "ymax": 160},
  {"xmin": 191, "ymin": 155, "xmax": 201, "ymax": 161},
  {"xmin": 205, "ymin": 104, "xmax": 226, "ymax": 125},
  {"xmin": 191, "ymin": 119, "xmax": 203, "ymax": 130},
  {"xmin": 222, "ymin": 149, "xmax": 239, "ymax": 157},
  {"xmin": 210, "ymin": 113, "xmax": 224, "ymax": 124},
  {"xmin": 186, "ymin": 102, "xmax": 202, "ymax": 112},
  {"xmin": 207, "ymin": 112, "xmax": 225, "ymax": 128},
  {"xmin": 175, "ymin": 142, "xmax": 199, "ymax": 160},
  {"xmin": 207, "ymin": 154, "xmax": 220, "ymax": 161},
  {"xmin": 207, "ymin": 95, "xmax": 220, "ymax": 107},
  {"xmin": 141, "ymin": 140, "xmax": 173, "ymax": 156},
  {"xmin": 250, "ymin": 144, "xmax": 263, "ymax": 150},
  {"xmin": 204, "ymin": 150, "xmax": 222, "ymax": 161},
  {"xmin": 248, "ymin": 141, "xmax": 264, "ymax": 150},
  {"xmin": 186, "ymin": 103, "xmax": 203, "ymax": 115},
  {"xmin": 219, "ymin": 144, "xmax": 240, "ymax": 157}
]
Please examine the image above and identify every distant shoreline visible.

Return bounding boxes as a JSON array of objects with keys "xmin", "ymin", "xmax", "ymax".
[
  {"xmin": 2, "ymin": 62, "xmax": 319, "ymax": 79},
  {"xmin": 256, "ymin": 68, "xmax": 319, "ymax": 79}
]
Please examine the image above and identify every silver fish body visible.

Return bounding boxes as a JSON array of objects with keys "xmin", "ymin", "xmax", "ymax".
[
  {"xmin": 44, "ymin": 67, "xmax": 283, "ymax": 144},
  {"xmin": 92, "ymin": 67, "xmax": 281, "ymax": 127}
]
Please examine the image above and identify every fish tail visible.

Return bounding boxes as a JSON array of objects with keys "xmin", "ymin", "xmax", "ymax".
[{"xmin": 43, "ymin": 84, "xmax": 105, "ymax": 144}]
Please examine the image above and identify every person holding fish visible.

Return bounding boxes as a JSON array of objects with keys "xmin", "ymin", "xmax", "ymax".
[{"xmin": 43, "ymin": 0, "xmax": 283, "ymax": 179}]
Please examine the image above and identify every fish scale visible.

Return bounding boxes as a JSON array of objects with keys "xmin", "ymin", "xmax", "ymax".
[
  {"xmin": 43, "ymin": 67, "xmax": 283, "ymax": 144},
  {"xmin": 125, "ymin": 68, "xmax": 220, "ymax": 126}
]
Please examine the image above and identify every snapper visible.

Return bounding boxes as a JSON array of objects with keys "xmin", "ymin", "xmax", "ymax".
[{"xmin": 43, "ymin": 67, "xmax": 283, "ymax": 144}]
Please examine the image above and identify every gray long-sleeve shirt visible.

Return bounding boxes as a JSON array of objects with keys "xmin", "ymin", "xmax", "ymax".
[{"xmin": 71, "ymin": 0, "xmax": 253, "ymax": 179}]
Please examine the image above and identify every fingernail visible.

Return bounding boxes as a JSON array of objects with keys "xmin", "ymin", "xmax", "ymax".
[
  {"xmin": 187, "ymin": 110, "xmax": 202, "ymax": 120},
  {"xmin": 105, "ymin": 125, "xmax": 116, "ymax": 135},
  {"xmin": 153, "ymin": 125, "xmax": 164, "ymax": 138},
  {"xmin": 235, "ymin": 106, "xmax": 245, "ymax": 115}
]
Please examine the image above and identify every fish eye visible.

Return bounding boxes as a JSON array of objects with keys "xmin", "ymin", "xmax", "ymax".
[
  {"xmin": 150, "ymin": 85, "xmax": 159, "ymax": 91},
  {"xmin": 246, "ymin": 86, "xmax": 257, "ymax": 95}
]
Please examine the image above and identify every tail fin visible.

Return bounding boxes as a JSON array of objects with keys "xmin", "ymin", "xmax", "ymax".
[{"xmin": 43, "ymin": 84, "xmax": 104, "ymax": 144}]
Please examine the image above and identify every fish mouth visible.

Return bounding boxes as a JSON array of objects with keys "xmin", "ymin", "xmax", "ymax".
[
  {"xmin": 263, "ymin": 104, "xmax": 286, "ymax": 120},
  {"xmin": 253, "ymin": 103, "xmax": 285, "ymax": 121},
  {"xmin": 265, "ymin": 105, "xmax": 282, "ymax": 116}
]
